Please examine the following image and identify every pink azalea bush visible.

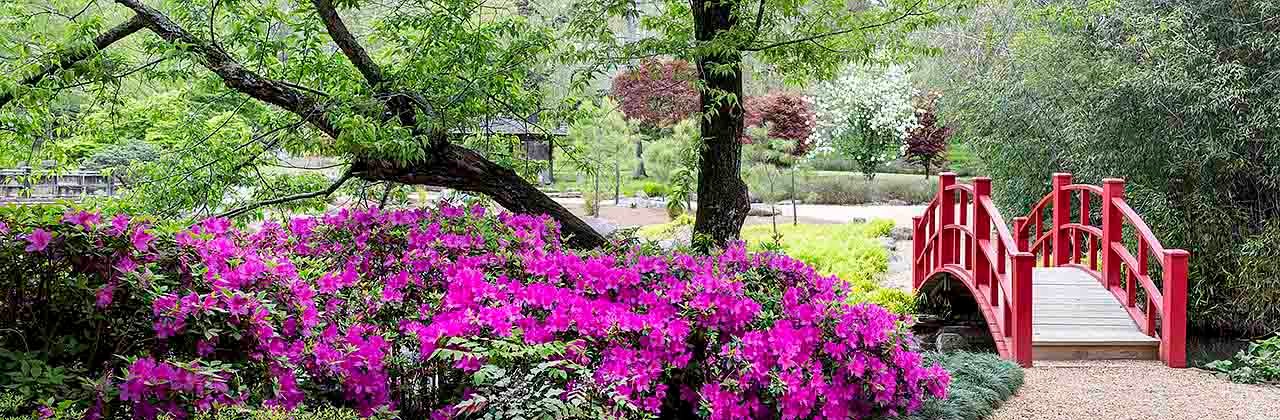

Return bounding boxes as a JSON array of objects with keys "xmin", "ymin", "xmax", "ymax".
[{"xmin": 0, "ymin": 204, "xmax": 947, "ymax": 419}]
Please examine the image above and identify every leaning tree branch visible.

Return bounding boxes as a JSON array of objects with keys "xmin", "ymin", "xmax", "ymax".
[
  {"xmin": 310, "ymin": 0, "xmax": 385, "ymax": 86},
  {"xmin": 0, "ymin": 14, "xmax": 146, "ymax": 109},
  {"xmin": 740, "ymin": 0, "xmax": 926, "ymax": 52},
  {"xmin": 115, "ymin": 0, "xmax": 338, "ymax": 137},
  {"xmin": 310, "ymin": 0, "xmax": 420, "ymax": 128},
  {"xmin": 219, "ymin": 166, "xmax": 355, "ymax": 219},
  {"xmin": 114, "ymin": 0, "xmax": 605, "ymax": 249}
]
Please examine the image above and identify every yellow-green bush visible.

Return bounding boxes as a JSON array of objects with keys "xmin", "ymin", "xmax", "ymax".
[
  {"xmin": 740, "ymin": 220, "xmax": 913, "ymax": 313},
  {"xmin": 636, "ymin": 214, "xmax": 694, "ymax": 238}
]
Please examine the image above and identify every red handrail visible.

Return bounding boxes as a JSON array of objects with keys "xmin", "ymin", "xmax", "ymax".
[
  {"xmin": 1013, "ymin": 174, "xmax": 1188, "ymax": 368},
  {"xmin": 914, "ymin": 173, "xmax": 1035, "ymax": 367}
]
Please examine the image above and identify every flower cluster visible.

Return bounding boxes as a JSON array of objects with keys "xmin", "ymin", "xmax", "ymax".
[{"xmin": 0, "ymin": 203, "xmax": 948, "ymax": 419}]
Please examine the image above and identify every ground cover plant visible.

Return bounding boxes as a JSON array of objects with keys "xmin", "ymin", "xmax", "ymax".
[
  {"xmin": 0, "ymin": 204, "xmax": 947, "ymax": 419},
  {"xmin": 898, "ymin": 353, "xmax": 1023, "ymax": 420}
]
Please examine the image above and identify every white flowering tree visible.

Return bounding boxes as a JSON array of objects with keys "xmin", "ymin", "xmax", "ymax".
[{"xmin": 810, "ymin": 64, "xmax": 918, "ymax": 178}]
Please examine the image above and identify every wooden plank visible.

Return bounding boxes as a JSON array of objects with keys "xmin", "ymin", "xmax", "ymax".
[
  {"xmin": 1028, "ymin": 266, "xmax": 1160, "ymax": 361},
  {"xmin": 1033, "ymin": 344, "xmax": 1158, "ymax": 361}
]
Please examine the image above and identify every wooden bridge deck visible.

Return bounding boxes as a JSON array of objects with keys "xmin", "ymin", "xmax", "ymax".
[{"xmin": 1032, "ymin": 267, "xmax": 1159, "ymax": 361}]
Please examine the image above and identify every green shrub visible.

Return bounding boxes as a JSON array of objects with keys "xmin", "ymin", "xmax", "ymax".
[
  {"xmin": 641, "ymin": 182, "xmax": 668, "ymax": 197},
  {"xmin": 943, "ymin": 143, "xmax": 981, "ymax": 177},
  {"xmin": 82, "ymin": 140, "xmax": 160, "ymax": 170},
  {"xmin": 1205, "ymin": 334, "xmax": 1280, "ymax": 385},
  {"xmin": 897, "ymin": 352, "xmax": 1024, "ymax": 420},
  {"xmin": 809, "ymin": 155, "xmax": 863, "ymax": 172},
  {"xmin": 771, "ymin": 173, "xmax": 936, "ymax": 205},
  {"xmin": 739, "ymin": 220, "xmax": 913, "ymax": 313}
]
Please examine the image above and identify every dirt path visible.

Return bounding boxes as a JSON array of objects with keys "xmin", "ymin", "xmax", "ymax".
[{"xmin": 991, "ymin": 360, "xmax": 1280, "ymax": 420}]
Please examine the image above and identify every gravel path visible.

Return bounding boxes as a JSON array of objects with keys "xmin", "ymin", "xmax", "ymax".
[{"xmin": 991, "ymin": 360, "xmax": 1280, "ymax": 420}]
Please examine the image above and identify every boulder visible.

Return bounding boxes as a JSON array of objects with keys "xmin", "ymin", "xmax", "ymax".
[
  {"xmin": 584, "ymin": 217, "xmax": 618, "ymax": 236},
  {"xmin": 748, "ymin": 205, "xmax": 780, "ymax": 217},
  {"xmin": 890, "ymin": 226, "xmax": 913, "ymax": 241},
  {"xmin": 936, "ymin": 332, "xmax": 968, "ymax": 353}
]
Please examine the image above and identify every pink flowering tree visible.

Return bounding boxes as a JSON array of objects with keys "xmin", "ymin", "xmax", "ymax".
[
  {"xmin": 744, "ymin": 91, "xmax": 818, "ymax": 157},
  {"xmin": 610, "ymin": 59, "xmax": 701, "ymax": 178},
  {"xmin": 0, "ymin": 204, "xmax": 948, "ymax": 419},
  {"xmin": 904, "ymin": 94, "xmax": 954, "ymax": 178}
]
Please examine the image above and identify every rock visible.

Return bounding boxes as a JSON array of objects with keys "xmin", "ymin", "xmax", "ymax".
[
  {"xmin": 635, "ymin": 190, "xmax": 649, "ymax": 199},
  {"xmin": 880, "ymin": 237, "xmax": 897, "ymax": 252},
  {"xmin": 657, "ymin": 226, "xmax": 694, "ymax": 250},
  {"xmin": 936, "ymin": 332, "xmax": 968, "ymax": 353},
  {"xmin": 848, "ymin": 217, "xmax": 867, "ymax": 224},
  {"xmin": 584, "ymin": 217, "xmax": 618, "ymax": 236},
  {"xmin": 749, "ymin": 193, "xmax": 763, "ymax": 204},
  {"xmin": 748, "ymin": 204, "xmax": 780, "ymax": 217},
  {"xmin": 886, "ymin": 199, "xmax": 909, "ymax": 206},
  {"xmin": 891, "ymin": 226, "xmax": 913, "ymax": 241}
]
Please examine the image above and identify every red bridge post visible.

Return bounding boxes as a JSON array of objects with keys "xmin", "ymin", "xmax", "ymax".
[
  {"xmin": 1013, "ymin": 217, "xmax": 1029, "ymax": 252},
  {"xmin": 1101, "ymin": 179, "xmax": 1125, "ymax": 290},
  {"xmin": 973, "ymin": 178, "xmax": 992, "ymax": 290},
  {"xmin": 1163, "ymin": 250, "xmax": 1189, "ymax": 368},
  {"xmin": 1012, "ymin": 252, "xmax": 1035, "ymax": 367},
  {"xmin": 939, "ymin": 173, "xmax": 956, "ymax": 266},
  {"xmin": 1051, "ymin": 173, "xmax": 1073, "ymax": 266},
  {"xmin": 912, "ymin": 216, "xmax": 924, "ymax": 290}
]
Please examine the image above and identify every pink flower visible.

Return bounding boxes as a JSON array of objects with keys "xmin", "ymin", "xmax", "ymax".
[
  {"xmin": 62, "ymin": 209, "xmax": 101, "ymax": 229},
  {"xmin": 96, "ymin": 282, "xmax": 116, "ymax": 308},
  {"xmin": 108, "ymin": 214, "xmax": 130, "ymax": 236},
  {"xmin": 197, "ymin": 339, "xmax": 216, "ymax": 357},
  {"xmin": 131, "ymin": 226, "xmax": 154, "ymax": 252},
  {"xmin": 24, "ymin": 228, "xmax": 52, "ymax": 252},
  {"xmin": 0, "ymin": 221, "xmax": 9, "ymax": 234},
  {"xmin": 455, "ymin": 355, "xmax": 484, "ymax": 373}
]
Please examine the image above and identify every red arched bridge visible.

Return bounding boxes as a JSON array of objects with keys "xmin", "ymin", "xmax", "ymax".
[{"xmin": 912, "ymin": 173, "xmax": 1188, "ymax": 368}]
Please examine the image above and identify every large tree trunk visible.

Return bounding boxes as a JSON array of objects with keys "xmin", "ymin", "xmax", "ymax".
[
  {"xmin": 356, "ymin": 144, "xmax": 605, "ymax": 249},
  {"xmin": 691, "ymin": 0, "xmax": 749, "ymax": 249}
]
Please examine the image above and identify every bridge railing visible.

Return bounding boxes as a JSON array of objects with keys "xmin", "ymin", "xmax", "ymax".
[
  {"xmin": 1016, "ymin": 173, "xmax": 1188, "ymax": 368},
  {"xmin": 913, "ymin": 173, "xmax": 1036, "ymax": 367}
]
